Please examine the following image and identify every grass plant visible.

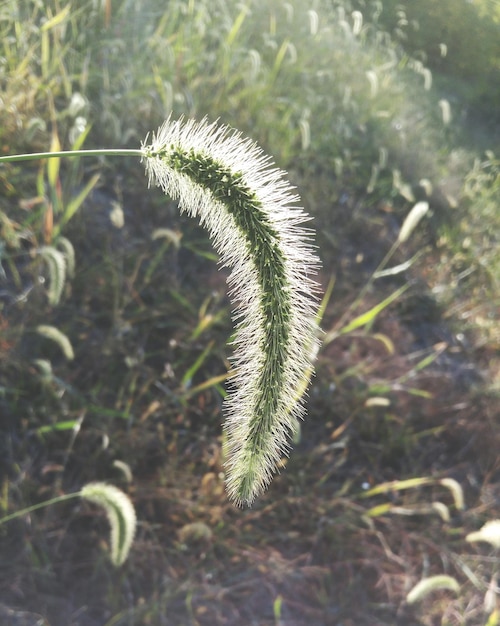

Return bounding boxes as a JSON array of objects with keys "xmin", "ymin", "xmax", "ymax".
[
  {"xmin": 0, "ymin": 115, "xmax": 321, "ymax": 509},
  {"xmin": 0, "ymin": 481, "xmax": 136, "ymax": 567},
  {"xmin": 1, "ymin": 0, "xmax": 500, "ymax": 624}
]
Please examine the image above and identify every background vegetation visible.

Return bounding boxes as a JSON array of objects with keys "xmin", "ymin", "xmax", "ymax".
[{"xmin": 0, "ymin": 0, "xmax": 499, "ymax": 624}]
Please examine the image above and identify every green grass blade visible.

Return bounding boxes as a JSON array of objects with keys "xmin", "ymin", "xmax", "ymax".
[{"xmin": 339, "ymin": 285, "xmax": 408, "ymax": 336}]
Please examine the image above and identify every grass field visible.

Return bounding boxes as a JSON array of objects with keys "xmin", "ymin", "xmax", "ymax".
[{"xmin": 1, "ymin": 1, "xmax": 499, "ymax": 624}]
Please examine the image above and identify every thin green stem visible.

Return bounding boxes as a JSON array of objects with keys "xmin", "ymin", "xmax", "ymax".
[
  {"xmin": 0, "ymin": 492, "xmax": 81, "ymax": 525},
  {"xmin": 0, "ymin": 149, "xmax": 143, "ymax": 164}
]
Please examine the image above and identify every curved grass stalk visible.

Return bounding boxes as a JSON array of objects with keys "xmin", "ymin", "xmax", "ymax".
[
  {"xmin": 37, "ymin": 245, "xmax": 67, "ymax": 306},
  {"xmin": 142, "ymin": 117, "xmax": 320, "ymax": 505},
  {"xmin": 35, "ymin": 324, "xmax": 75, "ymax": 360},
  {"xmin": 0, "ymin": 483, "xmax": 136, "ymax": 567},
  {"xmin": 81, "ymin": 482, "xmax": 136, "ymax": 567},
  {"xmin": 0, "ymin": 116, "xmax": 321, "ymax": 506}
]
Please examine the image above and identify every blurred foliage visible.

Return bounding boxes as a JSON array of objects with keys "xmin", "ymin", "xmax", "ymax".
[
  {"xmin": 347, "ymin": 0, "xmax": 500, "ymax": 128},
  {"xmin": 434, "ymin": 152, "xmax": 500, "ymax": 352},
  {"xmin": 474, "ymin": 0, "xmax": 500, "ymax": 23},
  {"xmin": 0, "ymin": 0, "xmax": 452, "ymax": 183}
]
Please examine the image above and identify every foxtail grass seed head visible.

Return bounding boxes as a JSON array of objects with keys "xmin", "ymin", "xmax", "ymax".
[
  {"xmin": 438, "ymin": 478, "xmax": 465, "ymax": 510},
  {"xmin": 397, "ymin": 201, "xmax": 429, "ymax": 244},
  {"xmin": 366, "ymin": 70, "xmax": 379, "ymax": 98},
  {"xmin": 352, "ymin": 10, "xmax": 363, "ymax": 35},
  {"xmin": 37, "ymin": 246, "xmax": 67, "ymax": 306},
  {"xmin": 418, "ymin": 178, "xmax": 433, "ymax": 197},
  {"xmin": 56, "ymin": 236, "xmax": 76, "ymax": 278},
  {"xmin": 466, "ymin": 519, "xmax": 500, "ymax": 549},
  {"xmin": 406, "ymin": 575, "xmax": 460, "ymax": 605},
  {"xmin": 36, "ymin": 324, "xmax": 75, "ymax": 360},
  {"xmin": 308, "ymin": 9, "xmax": 319, "ymax": 36},
  {"xmin": 439, "ymin": 98, "xmax": 452, "ymax": 126},
  {"xmin": 421, "ymin": 67, "xmax": 432, "ymax": 91},
  {"xmin": 81, "ymin": 482, "xmax": 136, "ymax": 566},
  {"xmin": 299, "ymin": 118, "xmax": 311, "ymax": 151},
  {"xmin": 283, "ymin": 3, "xmax": 294, "ymax": 23},
  {"xmin": 141, "ymin": 116, "xmax": 320, "ymax": 506}
]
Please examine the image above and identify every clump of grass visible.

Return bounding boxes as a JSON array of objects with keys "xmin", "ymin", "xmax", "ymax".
[{"xmin": 431, "ymin": 152, "xmax": 500, "ymax": 362}]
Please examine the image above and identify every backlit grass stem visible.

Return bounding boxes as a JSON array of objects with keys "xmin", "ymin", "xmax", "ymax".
[
  {"xmin": 0, "ymin": 149, "xmax": 142, "ymax": 163},
  {"xmin": 0, "ymin": 116, "xmax": 321, "ymax": 506}
]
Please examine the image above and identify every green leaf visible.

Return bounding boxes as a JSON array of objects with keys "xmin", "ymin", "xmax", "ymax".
[
  {"xmin": 181, "ymin": 341, "xmax": 215, "ymax": 390},
  {"xmin": 37, "ymin": 420, "xmax": 81, "ymax": 434},
  {"xmin": 53, "ymin": 172, "xmax": 100, "ymax": 237},
  {"xmin": 339, "ymin": 285, "xmax": 408, "ymax": 335}
]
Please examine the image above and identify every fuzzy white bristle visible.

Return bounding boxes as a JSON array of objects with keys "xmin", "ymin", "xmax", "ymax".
[{"xmin": 142, "ymin": 116, "xmax": 320, "ymax": 506}]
